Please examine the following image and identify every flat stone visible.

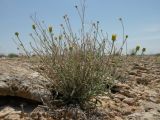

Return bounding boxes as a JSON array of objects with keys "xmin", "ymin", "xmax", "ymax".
[{"xmin": 0, "ymin": 59, "xmax": 51, "ymax": 102}]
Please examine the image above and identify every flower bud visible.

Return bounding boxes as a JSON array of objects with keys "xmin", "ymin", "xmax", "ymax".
[
  {"xmin": 69, "ymin": 46, "xmax": 73, "ymax": 51},
  {"xmin": 32, "ymin": 24, "xmax": 36, "ymax": 30},
  {"xmin": 54, "ymin": 37, "xmax": 57, "ymax": 40},
  {"xmin": 48, "ymin": 26, "xmax": 52, "ymax": 33},
  {"xmin": 142, "ymin": 48, "xmax": 146, "ymax": 52},
  {"xmin": 59, "ymin": 35, "xmax": 63, "ymax": 40},
  {"xmin": 75, "ymin": 5, "xmax": 78, "ymax": 8},
  {"xmin": 119, "ymin": 18, "xmax": 122, "ymax": 21},
  {"xmin": 136, "ymin": 45, "xmax": 140, "ymax": 51},
  {"xmin": 15, "ymin": 32, "xmax": 19, "ymax": 37}
]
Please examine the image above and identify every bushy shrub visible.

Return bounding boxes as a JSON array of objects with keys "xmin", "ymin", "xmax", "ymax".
[
  {"xmin": 8, "ymin": 53, "xmax": 19, "ymax": 58},
  {"xmin": 14, "ymin": 1, "xmax": 128, "ymax": 109},
  {"xmin": 0, "ymin": 54, "xmax": 6, "ymax": 58},
  {"xmin": 155, "ymin": 53, "xmax": 160, "ymax": 56}
]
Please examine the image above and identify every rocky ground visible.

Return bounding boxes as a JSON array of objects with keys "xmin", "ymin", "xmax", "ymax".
[{"xmin": 0, "ymin": 56, "xmax": 160, "ymax": 120}]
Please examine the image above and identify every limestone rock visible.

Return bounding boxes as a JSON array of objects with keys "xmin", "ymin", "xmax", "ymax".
[{"xmin": 0, "ymin": 59, "xmax": 51, "ymax": 102}]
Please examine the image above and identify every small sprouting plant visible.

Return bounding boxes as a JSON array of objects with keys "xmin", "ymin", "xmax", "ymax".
[{"xmin": 13, "ymin": 0, "xmax": 128, "ymax": 109}]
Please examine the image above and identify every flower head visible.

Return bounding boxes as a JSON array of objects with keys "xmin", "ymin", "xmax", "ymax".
[
  {"xmin": 112, "ymin": 34, "xmax": 117, "ymax": 42},
  {"xmin": 92, "ymin": 23, "xmax": 96, "ymax": 26}
]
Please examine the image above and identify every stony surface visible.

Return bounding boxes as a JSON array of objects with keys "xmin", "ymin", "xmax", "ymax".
[
  {"xmin": 0, "ymin": 56, "xmax": 160, "ymax": 120},
  {"xmin": 97, "ymin": 56, "xmax": 160, "ymax": 120},
  {"xmin": 0, "ymin": 58, "xmax": 51, "ymax": 102}
]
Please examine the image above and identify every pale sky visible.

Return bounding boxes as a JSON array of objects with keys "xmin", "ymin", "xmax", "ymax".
[{"xmin": 0, "ymin": 0, "xmax": 160, "ymax": 54}]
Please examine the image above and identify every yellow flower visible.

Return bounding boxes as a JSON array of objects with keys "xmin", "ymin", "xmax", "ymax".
[
  {"xmin": 112, "ymin": 34, "xmax": 117, "ymax": 42},
  {"xmin": 48, "ymin": 26, "xmax": 53, "ymax": 33}
]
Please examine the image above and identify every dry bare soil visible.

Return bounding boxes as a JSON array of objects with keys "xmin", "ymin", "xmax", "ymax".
[{"xmin": 0, "ymin": 56, "xmax": 160, "ymax": 120}]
